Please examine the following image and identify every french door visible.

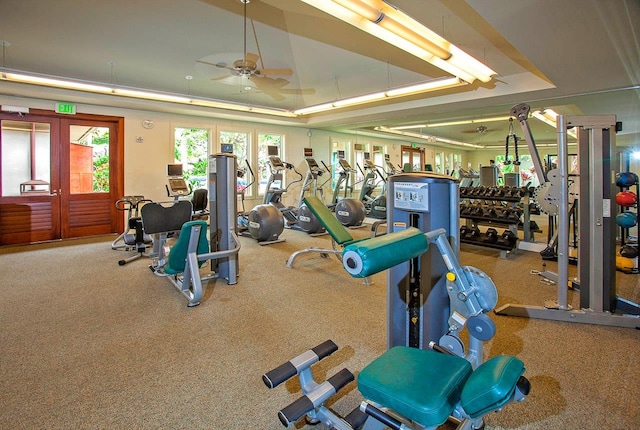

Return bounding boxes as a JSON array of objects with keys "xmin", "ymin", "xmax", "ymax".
[
  {"xmin": 401, "ymin": 146, "xmax": 424, "ymax": 172},
  {"xmin": 0, "ymin": 111, "xmax": 124, "ymax": 245}
]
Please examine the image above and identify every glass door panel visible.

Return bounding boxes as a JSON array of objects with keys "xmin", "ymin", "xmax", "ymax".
[{"xmin": 0, "ymin": 116, "xmax": 61, "ymax": 244}]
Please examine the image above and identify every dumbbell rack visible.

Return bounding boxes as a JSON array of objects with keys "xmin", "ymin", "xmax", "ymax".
[
  {"xmin": 459, "ymin": 186, "xmax": 539, "ymax": 255},
  {"xmin": 616, "ymin": 178, "xmax": 639, "ymax": 274}
]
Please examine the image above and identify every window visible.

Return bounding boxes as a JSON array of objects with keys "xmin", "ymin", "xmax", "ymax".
[
  {"xmin": 1, "ymin": 120, "xmax": 51, "ymax": 197},
  {"xmin": 257, "ymin": 133, "xmax": 283, "ymax": 196},
  {"xmin": 174, "ymin": 127, "xmax": 210, "ymax": 189},
  {"xmin": 70, "ymin": 125, "xmax": 110, "ymax": 193}
]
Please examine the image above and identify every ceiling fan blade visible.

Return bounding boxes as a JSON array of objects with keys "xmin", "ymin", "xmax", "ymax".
[
  {"xmin": 256, "ymin": 68, "xmax": 293, "ymax": 76},
  {"xmin": 278, "ymin": 88, "xmax": 316, "ymax": 95},
  {"xmin": 196, "ymin": 59, "xmax": 231, "ymax": 70}
]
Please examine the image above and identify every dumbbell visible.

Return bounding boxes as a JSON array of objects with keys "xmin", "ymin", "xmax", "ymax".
[
  {"xmin": 483, "ymin": 228, "xmax": 499, "ymax": 244},
  {"xmin": 483, "ymin": 207, "xmax": 498, "ymax": 218},
  {"xmin": 464, "ymin": 226, "xmax": 481, "ymax": 240},
  {"xmin": 497, "ymin": 230, "xmax": 518, "ymax": 248}
]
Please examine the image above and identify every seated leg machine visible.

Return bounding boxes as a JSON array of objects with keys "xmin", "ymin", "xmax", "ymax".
[{"xmin": 265, "ymin": 201, "xmax": 530, "ymax": 429}]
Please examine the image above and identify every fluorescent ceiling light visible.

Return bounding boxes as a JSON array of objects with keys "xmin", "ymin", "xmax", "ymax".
[
  {"xmin": 299, "ymin": 0, "xmax": 496, "ymax": 83},
  {"xmin": 532, "ymin": 108, "xmax": 577, "ymax": 138},
  {"xmin": 0, "ymin": 69, "xmax": 297, "ymax": 118},
  {"xmin": 375, "ymin": 125, "xmax": 485, "ymax": 149},
  {"xmin": 294, "ymin": 77, "xmax": 464, "ymax": 115}
]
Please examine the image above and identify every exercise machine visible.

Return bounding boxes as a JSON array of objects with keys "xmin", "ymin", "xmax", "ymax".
[
  {"xmin": 332, "ymin": 159, "xmax": 366, "ymax": 227},
  {"xmin": 237, "ymin": 160, "xmax": 286, "ymax": 245},
  {"xmin": 256, "ymin": 153, "xmax": 324, "ymax": 234},
  {"xmin": 296, "ymin": 153, "xmax": 330, "ymax": 233},
  {"xmin": 143, "ymin": 154, "xmax": 241, "ymax": 307},
  {"xmin": 358, "ymin": 159, "xmax": 387, "ymax": 219},
  {"xmin": 267, "ymin": 173, "xmax": 529, "ymax": 428},
  {"xmin": 112, "ymin": 195, "xmax": 153, "ymax": 265},
  {"xmin": 318, "ymin": 157, "xmax": 366, "ymax": 227},
  {"xmin": 495, "ymin": 104, "xmax": 640, "ymax": 328}
]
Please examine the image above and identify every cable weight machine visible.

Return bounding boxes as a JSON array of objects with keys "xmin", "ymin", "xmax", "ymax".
[{"xmin": 496, "ymin": 107, "xmax": 640, "ymax": 328}]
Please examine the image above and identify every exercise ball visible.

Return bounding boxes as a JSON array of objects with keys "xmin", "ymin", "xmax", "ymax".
[
  {"xmin": 615, "ymin": 211, "xmax": 638, "ymax": 228},
  {"xmin": 615, "ymin": 191, "xmax": 637, "ymax": 207},
  {"xmin": 620, "ymin": 245, "xmax": 639, "ymax": 259},
  {"xmin": 247, "ymin": 204, "xmax": 284, "ymax": 242},
  {"xmin": 615, "ymin": 171, "xmax": 639, "ymax": 187},
  {"xmin": 335, "ymin": 198, "xmax": 365, "ymax": 227}
]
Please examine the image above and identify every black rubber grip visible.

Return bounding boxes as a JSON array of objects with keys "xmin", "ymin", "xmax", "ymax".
[
  {"xmin": 363, "ymin": 403, "xmax": 402, "ymax": 430},
  {"xmin": 262, "ymin": 362, "xmax": 297, "ymax": 389},
  {"xmin": 278, "ymin": 396, "xmax": 314, "ymax": 427},
  {"xmin": 311, "ymin": 339, "xmax": 338, "ymax": 361},
  {"xmin": 344, "ymin": 406, "xmax": 368, "ymax": 429},
  {"xmin": 327, "ymin": 368, "xmax": 354, "ymax": 392}
]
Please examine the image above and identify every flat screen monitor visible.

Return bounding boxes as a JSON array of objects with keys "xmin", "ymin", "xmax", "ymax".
[
  {"xmin": 364, "ymin": 152, "xmax": 370, "ymax": 160},
  {"xmin": 267, "ymin": 145, "xmax": 279, "ymax": 156},
  {"xmin": 304, "ymin": 147, "xmax": 313, "ymax": 157},
  {"xmin": 167, "ymin": 163, "xmax": 183, "ymax": 177},
  {"xmin": 221, "ymin": 144, "xmax": 233, "ymax": 154}
]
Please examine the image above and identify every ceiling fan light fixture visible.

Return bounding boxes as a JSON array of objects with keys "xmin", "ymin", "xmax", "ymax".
[{"xmin": 300, "ymin": 0, "xmax": 496, "ymax": 83}]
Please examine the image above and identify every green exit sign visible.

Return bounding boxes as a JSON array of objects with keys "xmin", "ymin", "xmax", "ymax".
[
  {"xmin": 55, "ymin": 102, "xmax": 76, "ymax": 114},
  {"xmin": 411, "ymin": 142, "xmax": 417, "ymax": 148}
]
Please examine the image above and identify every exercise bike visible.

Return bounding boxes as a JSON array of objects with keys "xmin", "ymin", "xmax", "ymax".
[{"xmin": 112, "ymin": 195, "xmax": 153, "ymax": 265}]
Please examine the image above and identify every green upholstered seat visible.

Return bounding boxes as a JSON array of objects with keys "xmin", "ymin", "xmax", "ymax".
[
  {"xmin": 460, "ymin": 355, "xmax": 525, "ymax": 418},
  {"xmin": 303, "ymin": 196, "xmax": 355, "ymax": 245},
  {"xmin": 358, "ymin": 346, "xmax": 472, "ymax": 427},
  {"xmin": 165, "ymin": 220, "xmax": 209, "ymax": 275}
]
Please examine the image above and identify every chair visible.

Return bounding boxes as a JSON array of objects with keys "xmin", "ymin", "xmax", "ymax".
[
  {"xmin": 191, "ymin": 188, "xmax": 209, "ymax": 220},
  {"xmin": 141, "ymin": 200, "xmax": 241, "ymax": 307}
]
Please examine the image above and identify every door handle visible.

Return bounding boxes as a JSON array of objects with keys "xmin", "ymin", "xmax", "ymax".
[{"xmin": 50, "ymin": 189, "xmax": 61, "ymax": 197}]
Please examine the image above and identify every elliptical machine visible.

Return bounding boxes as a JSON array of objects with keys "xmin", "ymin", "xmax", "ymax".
[
  {"xmin": 358, "ymin": 159, "xmax": 387, "ymax": 219},
  {"xmin": 250, "ymin": 152, "xmax": 324, "ymax": 236},
  {"xmin": 237, "ymin": 159, "xmax": 286, "ymax": 245},
  {"xmin": 330, "ymin": 158, "xmax": 366, "ymax": 227}
]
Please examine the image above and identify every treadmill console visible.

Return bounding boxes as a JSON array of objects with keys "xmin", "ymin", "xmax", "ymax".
[{"xmin": 167, "ymin": 178, "xmax": 189, "ymax": 196}]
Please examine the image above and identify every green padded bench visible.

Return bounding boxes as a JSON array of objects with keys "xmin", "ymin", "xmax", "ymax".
[
  {"xmin": 358, "ymin": 346, "xmax": 526, "ymax": 427},
  {"xmin": 286, "ymin": 196, "xmax": 429, "ymax": 280}
]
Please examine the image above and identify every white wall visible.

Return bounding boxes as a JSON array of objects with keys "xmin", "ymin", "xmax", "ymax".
[{"xmin": 3, "ymin": 94, "xmax": 445, "ymax": 209}]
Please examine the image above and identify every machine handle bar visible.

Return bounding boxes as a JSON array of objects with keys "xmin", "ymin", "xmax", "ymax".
[
  {"xmin": 277, "ymin": 368, "xmax": 354, "ymax": 426},
  {"xmin": 360, "ymin": 402, "xmax": 403, "ymax": 430},
  {"xmin": 262, "ymin": 340, "xmax": 338, "ymax": 389}
]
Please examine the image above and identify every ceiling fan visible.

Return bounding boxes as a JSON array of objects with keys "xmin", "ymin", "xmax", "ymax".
[
  {"xmin": 461, "ymin": 124, "xmax": 491, "ymax": 134},
  {"xmin": 197, "ymin": 0, "xmax": 293, "ymax": 79}
]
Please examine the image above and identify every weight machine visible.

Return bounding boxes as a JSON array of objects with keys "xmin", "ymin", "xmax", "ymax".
[
  {"xmin": 143, "ymin": 154, "xmax": 240, "ymax": 307},
  {"xmin": 495, "ymin": 106, "xmax": 640, "ymax": 328}
]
